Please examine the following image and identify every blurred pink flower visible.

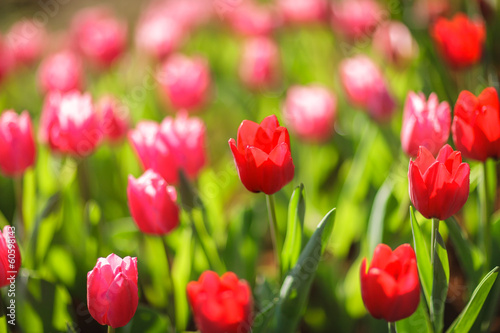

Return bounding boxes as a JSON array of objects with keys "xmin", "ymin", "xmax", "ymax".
[
  {"xmin": 239, "ymin": 37, "xmax": 280, "ymax": 90},
  {"xmin": 278, "ymin": 0, "xmax": 329, "ymax": 24},
  {"xmin": 401, "ymin": 92, "xmax": 451, "ymax": 157},
  {"xmin": 412, "ymin": 0, "xmax": 450, "ymax": 27},
  {"xmin": 0, "ymin": 110, "xmax": 36, "ymax": 176},
  {"xmin": 0, "ymin": 226, "xmax": 21, "ymax": 287},
  {"xmin": 38, "ymin": 50, "xmax": 83, "ymax": 94},
  {"xmin": 71, "ymin": 7, "xmax": 127, "ymax": 68},
  {"xmin": 6, "ymin": 19, "xmax": 46, "ymax": 67},
  {"xmin": 331, "ymin": 0, "xmax": 383, "ymax": 40},
  {"xmin": 372, "ymin": 21, "xmax": 418, "ymax": 66},
  {"xmin": 165, "ymin": 0, "xmax": 213, "ymax": 30},
  {"xmin": 96, "ymin": 96, "xmax": 129, "ymax": 143},
  {"xmin": 226, "ymin": 1, "xmax": 280, "ymax": 36},
  {"xmin": 339, "ymin": 55, "xmax": 396, "ymax": 122},
  {"xmin": 157, "ymin": 54, "xmax": 211, "ymax": 111},
  {"xmin": 40, "ymin": 91, "xmax": 101, "ymax": 157},
  {"xmin": 0, "ymin": 36, "xmax": 14, "ymax": 84},
  {"xmin": 283, "ymin": 85, "xmax": 337, "ymax": 143}
]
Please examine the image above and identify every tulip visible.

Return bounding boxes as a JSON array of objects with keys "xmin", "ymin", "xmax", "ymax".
[
  {"xmin": 331, "ymin": 0, "xmax": 383, "ymax": 40},
  {"xmin": 0, "ymin": 226, "xmax": 21, "ymax": 288},
  {"xmin": 128, "ymin": 121, "xmax": 160, "ymax": 172},
  {"xmin": 226, "ymin": 1, "xmax": 279, "ymax": 37},
  {"xmin": 87, "ymin": 254, "xmax": 138, "ymax": 328},
  {"xmin": 412, "ymin": 0, "xmax": 450, "ymax": 27},
  {"xmin": 164, "ymin": 0, "xmax": 213, "ymax": 30},
  {"xmin": 277, "ymin": 0, "xmax": 328, "ymax": 24},
  {"xmin": 339, "ymin": 55, "xmax": 396, "ymax": 122},
  {"xmin": 372, "ymin": 21, "xmax": 419, "ymax": 66},
  {"xmin": 282, "ymin": 85, "xmax": 337, "ymax": 143},
  {"xmin": 229, "ymin": 114, "xmax": 294, "ymax": 195},
  {"xmin": 6, "ymin": 19, "xmax": 46, "ymax": 68},
  {"xmin": 135, "ymin": 14, "xmax": 184, "ymax": 61},
  {"xmin": 96, "ymin": 96, "xmax": 129, "ymax": 143},
  {"xmin": 408, "ymin": 144, "xmax": 470, "ymax": 220},
  {"xmin": 401, "ymin": 92, "xmax": 451, "ymax": 157},
  {"xmin": 38, "ymin": 50, "xmax": 83, "ymax": 94},
  {"xmin": 239, "ymin": 37, "xmax": 280, "ymax": 90},
  {"xmin": 71, "ymin": 7, "xmax": 127, "ymax": 68},
  {"xmin": 127, "ymin": 170, "xmax": 179, "ymax": 235},
  {"xmin": 360, "ymin": 243, "xmax": 420, "ymax": 322},
  {"xmin": 40, "ymin": 91, "xmax": 101, "ymax": 157},
  {"xmin": 431, "ymin": 13, "xmax": 485, "ymax": 69},
  {"xmin": 187, "ymin": 271, "xmax": 253, "ymax": 333},
  {"xmin": 0, "ymin": 111, "xmax": 36, "ymax": 176},
  {"xmin": 157, "ymin": 54, "xmax": 211, "ymax": 111},
  {"xmin": 452, "ymin": 87, "xmax": 500, "ymax": 161},
  {"xmin": 0, "ymin": 36, "xmax": 14, "ymax": 83}
]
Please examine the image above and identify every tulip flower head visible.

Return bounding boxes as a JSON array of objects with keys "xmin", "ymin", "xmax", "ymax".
[
  {"xmin": 401, "ymin": 92, "xmax": 451, "ymax": 157},
  {"xmin": 360, "ymin": 244, "xmax": 420, "ymax": 322},
  {"xmin": 87, "ymin": 254, "xmax": 138, "ymax": 328},
  {"xmin": 452, "ymin": 87, "xmax": 500, "ymax": 161},
  {"xmin": 226, "ymin": 1, "xmax": 279, "ymax": 37},
  {"xmin": 38, "ymin": 50, "xmax": 83, "ymax": 94},
  {"xmin": 0, "ymin": 110, "xmax": 36, "ymax": 176},
  {"xmin": 6, "ymin": 19, "xmax": 46, "ymax": 67},
  {"xmin": 229, "ymin": 114, "xmax": 294, "ymax": 195},
  {"xmin": 0, "ymin": 226, "xmax": 21, "ymax": 287},
  {"xmin": 96, "ymin": 96, "xmax": 129, "ymax": 143},
  {"xmin": 331, "ymin": 0, "xmax": 383, "ymax": 40},
  {"xmin": 187, "ymin": 271, "xmax": 253, "ymax": 333},
  {"xmin": 431, "ymin": 13, "xmax": 486, "ymax": 69},
  {"xmin": 408, "ymin": 144, "xmax": 470, "ymax": 220},
  {"xmin": 372, "ymin": 21, "xmax": 419, "ymax": 66},
  {"xmin": 239, "ymin": 37, "xmax": 280, "ymax": 90},
  {"xmin": 278, "ymin": 0, "xmax": 329, "ymax": 24}
]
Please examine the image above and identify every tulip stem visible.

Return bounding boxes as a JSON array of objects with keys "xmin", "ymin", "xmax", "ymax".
[
  {"xmin": 266, "ymin": 194, "xmax": 282, "ymax": 281},
  {"xmin": 188, "ymin": 211, "xmax": 225, "ymax": 273},
  {"xmin": 107, "ymin": 326, "xmax": 115, "ymax": 333},
  {"xmin": 77, "ymin": 158, "xmax": 91, "ymax": 204},
  {"xmin": 430, "ymin": 218, "xmax": 439, "ymax": 266},
  {"xmin": 479, "ymin": 160, "xmax": 494, "ymax": 270},
  {"xmin": 388, "ymin": 321, "xmax": 397, "ymax": 333},
  {"xmin": 13, "ymin": 176, "xmax": 25, "ymax": 243},
  {"xmin": 161, "ymin": 237, "xmax": 176, "ymax": 330}
]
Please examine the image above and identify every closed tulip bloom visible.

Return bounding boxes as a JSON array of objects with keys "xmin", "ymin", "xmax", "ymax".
[
  {"xmin": 229, "ymin": 115, "xmax": 294, "ymax": 195},
  {"xmin": 135, "ymin": 14, "xmax": 184, "ymax": 61},
  {"xmin": 96, "ymin": 96, "xmax": 129, "ymax": 143},
  {"xmin": 157, "ymin": 54, "xmax": 211, "ymax": 111},
  {"xmin": 401, "ymin": 92, "xmax": 451, "ymax": 157},
  {"xmin": 408, "ymin": 144, "xmax": 470, "ymax": 220},
  {"xmin": 360, "ymin": 244, "xmax": 420, "ymax": 322},
  {"xmin": 452, "ymin": 87, "xmax": 500, "ymax": 161},
  {"xmin": 87, "ymin": 254, "xmax": 138, "ymax": 328},
  {"xmin": 128, "ymin": 121, "xmax": 160, "ymax": 172},
  {"xmin": 227, "ymin": 1, "xmax": 279, "ymax": 37},
  {"xmin": 331, "ymin": 0, "xmax": 383, "ymax": 40},
  {"xmin": 431, "ymin": 14, "xmax": 485, "ymax": 69},
  {"xmin": 283, "ymin": 85, "xmax": 337, "ymax": 143},
  {"xmin": 187, "ymin": 271, "xmax": 253, "ymax": 333},
  {"xmin": 239, "ymin": 37, "xmax": 280, "ymax": 90},
  {"xmin": 164, "ymin": 0, "xmax": 213, "ymax": 30},
  {"xmin": 128, "ymin": 170, "xmax": 179, "ymax": 235},
  {"xmin": 40, "ymin": 91, "xmax": 101, "ymax": 157},
  {"xmin": 0, "ymin": 111, "xmax": 36, "ymax": 176},
  {"xmin": 372, "ymin": 21, "xmax": 419, "ymax": 66},
  {"xmin": 38, "ymin": 50, "xmax": 83, "ymax": 94},
  {"xmin": 278, "ymin": 0, "xmax": 328, "ymax": 24},
  {"xmin": 71, "ymin": 7, "xmax": 127, "ymax": 68},
  {"xmin": 0, "ymin": 226, "xmax": 21, "ymax": 287},
  {"xmin": 6, "ymin": 19, "xmax": 46, "ymax": 67}
]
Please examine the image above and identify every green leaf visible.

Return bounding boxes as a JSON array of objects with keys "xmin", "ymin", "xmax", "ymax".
[
  {"xmin": 281, "ymin": 184, "xmax": 305, "ymax": 276},
  {"xmin": 367, "ymin": 177, "xmax": 394, "ymax": 254},
  {"xmin": 273, "ymin": 208, "xmax": 336, "ymax": 333},
  {"xmin": 431, "ymin": 219, "xmax": 449, "ymax": 333},
  {"xmin": 409, "ymin": 207, "xmax": 432, "ymax": 308},
  {"xmin": 396, "ymin": 297, "xmax": 434, "ymax": 333},
  {"xmin": 446, "ymin": 267, "xmax": 499, "ymax": 333},
  {"xmin": 121, "ymin": 305, "xmax": 172, "ymax": 333}
]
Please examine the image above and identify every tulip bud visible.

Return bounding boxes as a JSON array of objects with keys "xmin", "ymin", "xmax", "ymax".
[
  {"xmin": 157, "ymin": 54, "xmax": 211, "ymax": 111},
  {"xmin": 187, "ymin": 271, "xmax": 253, "ymax": 333},
  {"xmin": 226, "ymin": 1, "xmax": 279, "ymax": 37},
  {"xmin": 0, "ymin": 226, "xmax": 21, "ymax": 287},
  {"xmin": 431, "ymin": 13, "xmax": 486, "ymax": 69},
  {"xmin": 128, "ymin": 121, "xmax": 160, "ymax": 172},
  {"xmin": 372, "ymin": 21, "xmax": 419, "ymax": 67},
  {"xmin": 165, "ymin": 0, "xmax": 213, "ymax": 30},
  {"xmin": 96, "ymin": 95, "xmax": 129, "ymax": 143},
  {"xmin": 361, "ymin": 244, "xmax": 420, "ymax": 322},
  {"xmin": 282, "ymin": 85, "xmax": 337, "ymax": 143},
  {"xmin": 401, "ymin": 92, "xmax": 450, "ymax": 157},
  {"xmin": 6, "ymin": 19, "xmax": 46, "ymax": 68},
  {"xmin": 278, "ymin": 0, "xmax": 328, "ymax": 25},
  {"xmin": 239, "ymin": 37, "xmax": 280, "ymax": 90},
  {"xmin": 38, "ymin": 50, "xmax": 83, "ymax": 94},
  {"xmin": 0, "ymin": 111, "xmax": 36, "ymax": 176},
  {"xmin": 331, "ymin": 0, "xmax": 383, "ymax": 40},
  {"xmin": 452, "ymin": 87, "xmax": 500, "ymax": 161},
  {"xmin": 127, "ymin": 170, "xmax": 180, "ymax": 235},
  {"xmin": 408, "ymin": 144, "xmax": 470, "ymax": 220},
  {"xmin": 229, "ymin": 114, "xmax": 294, "ymax": 195},
  {"xmin": 87, "ymin": 254, "xmax": 138, "ymax": 328}
]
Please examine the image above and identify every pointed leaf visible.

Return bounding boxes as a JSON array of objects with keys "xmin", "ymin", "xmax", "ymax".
[
  {"xmin": 367, "ymin": 178, "xmax": 394, "ymax": 254},
  {"xmin": 431, "ymin": 225, "xmax": 449, "ymax": 333},
  {"xmin": 410, "ymin": 207, "xmax": 432, "ymax": 308},
  {"xmin": 281, "ymin": 184, "xmax": 305, "ymax": 276}
]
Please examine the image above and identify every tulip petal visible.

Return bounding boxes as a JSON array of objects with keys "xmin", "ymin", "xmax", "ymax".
[{"xmin": 106, "ymin": 273, "xmax": 138, "ymax": 328}]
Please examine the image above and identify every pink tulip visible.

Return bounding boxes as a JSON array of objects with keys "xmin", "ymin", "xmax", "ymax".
[
  {"xmin": 0, "ymin": 111, "xmax": 36, "ymax": 176},
  {"xmin": 339, "ymin": 55, "xmax": 396, "ymax": 122},
  {"xmin": 0, "ymin": 36, "xmax": 14, "ymax": 83},
  {"xmin": 165, "ymin": 0, "xmax": 213, "ymax": 30},
  {"xmin": 96, "ymin": 96, "xmax": 129, "ymax": 143},
  {"xmin": 127, "ymin": 170, "xmax": 180, "ymax": 235},
  {"xmin": 412, "ymin": 0, "xmax": 450, "ymax": 27},
  {"xmin": 401, "ymin": 92, "xmax": 451, "ymax": 157},
  {"xmin": 87, "ymin": 254, "xmax": 138, "ymax": 328},
  {"xmin": 0, "ymin": 226, "xmax": 21, "ymax": 287},
  {"xmin": 128, "ymin": 121, "xmax": 160, "ymax": 172},
  {"xmin": 278, "ymin": 0, "xmax": 328, "ymax": 24},
  {"xmin": 38, "ymin": 50, "xmax": 83, "ymax": 94},
  {"xmin": 331, "ymin": 0, "xmax": 383, "ymax": 40},
  {"xmin": 282, "ymin": 85, "xmax": 337, "ymax": 143},
  {"xmin": 239, "ymin": 37, "xmax": 280, "ymax": 90},
  {"xmin": 157, "ymin": 54, "xmax": 211, "ymax": 111},
  {"xmin": 40, "ymin": 91, "xmax": 101, "ymax": 157},
  {"xmin": 71, "ymin": 7, "xmax": 127, "ymax": 68},
  {"xmin": 372, "ymin": 21, "xmax": 419, "ymax": 66},
  {"xmin": 226, "ymin": 1, "xmax": 279, "ymax": 36},
  {"xmin": 6, "ymin": 19, "xmax": 46, "ymax": 68}
]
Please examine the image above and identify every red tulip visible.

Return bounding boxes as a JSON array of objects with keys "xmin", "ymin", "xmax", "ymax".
[
  {"xmin": 360, "ymin": 244, "xmax": 420, "ymax": 322},
  {"xmin": 87, "ymin": 254, "xmax": 138, "ymax": 328},
  {"xmin": 408, "ymin": 144, "xmax": 470, "ymax": 220},
  {"xmin": 431, "ymin": 13, "xmax": 485, "ymax": 69},
  {"xmin": 452, "ymin": 87, "xmax": 500, "ymax": 161},
  {"xmin": 239, "ymin": 37, "xmax": 280, "ymax": 90},
  {"xmin": 282, "ymin": 85, "xmax": 337, "ymax": 143},
  {"xmin": 127, "ymin": 170, "xmax": 179, "ymax": 235},
  {"xmin": 401, "ymin": 92, "xmax": 451, "ymax": 157},
  {"xmin": 187, "ymin": 271, "xmax": 253, "ymax": 333},
  {"xmin": 0, "ymin": 226, "xmax": 21, "ymax": 287},
  {"xmin": 0, "ymin": 111, "xmax": 36, "ymax": 176},
  {"xmin": 96, "ymin": 96, "xmax": 129, "ymax": 143},
  {"xmin": 38, "ymin": 50, "xmax": 83, "ymax": 94},
  {"xmin": 229, "ymin": 115, "xmax": 294, "ymax": 195},
  {"xmin": 6, "ymin": 19, "xmax": 46, "ymax": 67},
  {"xmin": 331, "ymin": 0, "xmax": 383, "ymax": 40},
  {"xmin": 278, "ymin": 0, "xmax": 328, "ymax": 24}
]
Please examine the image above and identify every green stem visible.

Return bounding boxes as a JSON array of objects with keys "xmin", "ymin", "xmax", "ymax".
[
  {"xmin": 388, "ymin": 321, "xmax": 397, "ymax": 333},
  {"xmin": 480, "ymin": 161, "xmax": 492, "ymax": 269},
  {"xmin": 107, "ymin": 326, "xmax": 115, "ymax": 333},
  {"xmin": 13, "ymin": 176, "xmax": 25, "ymax": 243},
  {"xmin": 430, "ymin": 218, "xmax": 440, "ymax": 266},
  {"xmin": 430, "ymin": 217, "xmax": 443, "ymax": 333},
  {"xmin": 188, "ymin": 211, "xmax": 224, "ymax": 273},
  {"xmin": 76, "ymin": 158, "xmax": 91, "ymax": 204},
  {"xmin": 266, "ymin": 194, "xmax": 281, "ymax": 281},
  {"xmin": 161, "ymin": 237, "xmax": 176, "ymax": 331}
]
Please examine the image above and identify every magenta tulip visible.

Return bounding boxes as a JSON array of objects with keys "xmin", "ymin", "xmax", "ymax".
[
  {"xmin": 96, "ymin": 96, "xmax": 129, "ymax": 143},
  {"xmin": 0, "ymin": 226, "xmax": 21, "ymax": 287},
  {"xmin": 331, "ymin": 0, "xmax": 383, "ymax": 40},
  {"xmin": 6, "ymin": 19, "xmax": 46, "ymax": 68},
  {"xmin": 239, "ymin": 37, "xmax": 280, "ymax": 90},
  {"xmin": 38, "ymin": 50, "xmax": 83, "ymax": 94}
]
